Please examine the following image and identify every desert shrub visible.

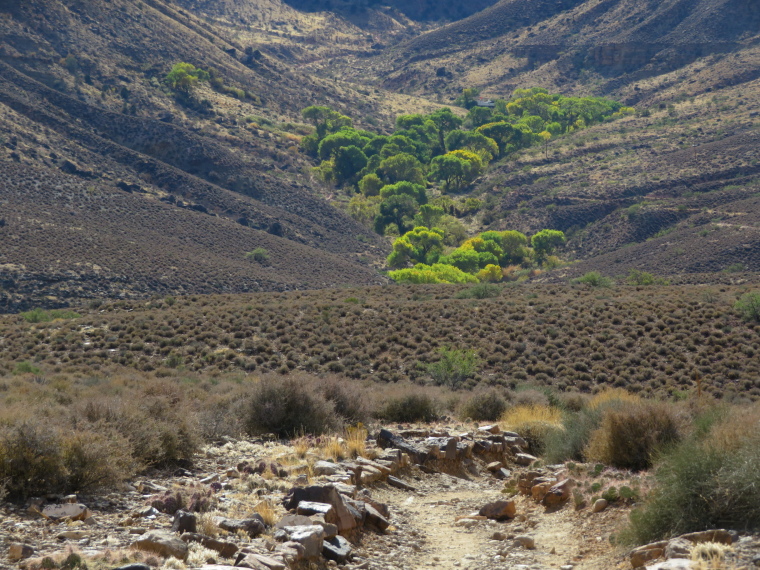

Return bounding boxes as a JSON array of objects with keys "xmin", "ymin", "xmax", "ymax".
[
  {"xmin": 246, "ymin": 248, "xmax": 271, "ymax": 264},
  {"xmin": 21, "ymin": 308, "xmax": 81, "ymax": 323},
  {"xmin": 627, "ymin": 269, "xmax": 669, "ymax": 286},
  {"xmin": 459, "ymin": 389, "xmax": 508, "ymax": 421},
  {"xmin": 427, "ymin": 347, "xmax": 479, "ymax": 388},
  {"xmin": 544, "ymin": 407, "xmax": 602, "ymax": 464},
  {"xmin": 13, "ymin": 361, "xmax": 40, "ymax": 375},
  {"xmin": 318, "ymin": 377, "xmax": 370, "ymax": 424},
  {"xmin": 456, "ymin": 282, "xmax": 501, "ymax": 299},
  {"xmin": 620, "ymin": 429, "xmax": 760, "ymax": 544},
  {"xmin": 585, "ymin": 401, "xmax": 682, "ymax": 471},
  {"xmin": 734, "ymin": 291, "xmax": 760, "ymax": 322},
  {"xmin": 245, "ymin": 376, "xmax": 337, "ymax": 437},
  {"xmin": 501, "ymin": 404, "xmax": 564, "ymax": 455},
  {"xmin": 0, "ymin": 422, "xmax": 135, "ymax": 499},
  {"xmin": 378, "ymin": 394, "xmax": 438, "ymax": 423},
  {"xmin": 512, "ymin": 388, "xmax": 550, "ymax": 408},
  {"xmin": 574, "ymin": 271, "xmax": 614, "ymax": 287}
]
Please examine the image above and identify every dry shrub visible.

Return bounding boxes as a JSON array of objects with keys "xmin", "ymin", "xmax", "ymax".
[
  {"xmin": 459, "ymin": 388, "xmax": 509, "ymax": 421},
  {"xmin": 512, "ymin": 389, "xmax": 550, "ymax": 408},
  {"xmin": 245, "ymin": 375, "xmax": 338, "ymax": 437},
  {"xmin": 318, "ymin": 377, "xmax": 370, "ymax": 424},
  {"xmin": 0, "ymin": 421, "xmax": 135, "ymax": 499},
  {"xmin": 378, "ymin": 393, "xmax": 439, "ymax": 423},
  {"xmin": 321, "ymin": 437, "xmax": 346, "ymax": 461},
  {"xmin": 585, "ymin": 401, "xmax": 682, "ymax": 471},
  {"xmin": 501, "ymin": 404, "xmax": 564, "ymax": 455},
  {"xmin": 589, "ymin": 388, "xmax": 640, "ymax": 409}
]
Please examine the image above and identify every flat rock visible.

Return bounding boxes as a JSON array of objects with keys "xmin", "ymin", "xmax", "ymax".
[
  {"xmin": 287, "ymin": 525, "xmax": 325, "ymax": 558},
  {"xmin": 514, "ymin": 453, "xmax": 538, "ymax": 466},
  {"xmin": 276, "ymin": 514, "xmax": 313, "ymax": 529},
  {"xmin": 181, "ymin": 533, "xmax": 238, "ymax": 559},
  {"xmin": 9, "ymin": 543, "xmax": 35, "ymax": 561},
  {"xmin": 297, "ymin": 501, "xmax": 334, "ymax": 518},
  {"xmin": 479, "ymin": 500, "xmax": 517, "ymax": 521},
  {"xmin": 133, "ymin": 530, "xmax": 189, "ymax": 561},
  {"xmin": 283, "ymin": 485, "xmax": 357, "ymax": 534},
  {"xmin": 216, "ymin": 516, "xmax": 265, "ymax": 537},
  {"xmin": 387, "ymin": 475, "xmax": 416, "ymax": 491},
  {"xmin": 680, "ymin": 529, "xmax": 733, "ymax": 545},
  {"xmin": 313, "ymin": 461, "xmax": 342, "ymax": 476},
  {"xmin": 486, "ymin": 461, "xmax": 503, "ymax": 472},
  {"xmin": 630, "ymin": 541, "xmax": 669, "ymax": 568},
  {"xmin": 42, "ymin": 503, "xmax": 90, "ymax": 520},
  {"xmin": 364, "ymin": 504, "xmax": 390, "ymax": 532}
]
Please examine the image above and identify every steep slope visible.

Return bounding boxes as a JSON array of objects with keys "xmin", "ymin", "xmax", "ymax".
[{"xmin": 0, "ymin": 0, "xmax": 392, "ymax": 306}]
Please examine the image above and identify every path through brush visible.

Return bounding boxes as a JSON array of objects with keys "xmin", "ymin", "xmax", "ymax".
[{"xmin": 352, "ymin": 469, "xmax": 627, "ymax": 570}]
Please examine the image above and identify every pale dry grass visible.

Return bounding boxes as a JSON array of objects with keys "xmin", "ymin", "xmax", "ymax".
[
  {"xmin": 691, "ymin": 542, "xmax": 734, "ymax": 570},
  {"xmin": 501, "ymin": 404, "xmax": 563, "ymax": 428},
  {"xmin": 197, "ymin": 512, "xmax": 220, "ymax": 537},
  {"xmin": 346, "ymin": 424, "xmax": 368, "ymax": 458},
  {"xmin": 588, "ymin": 388, "xmax": 641, "ymax": 409},
  {"xmin": 707, "ymin": 403, "xmax": 760, "ymax": 452},
  {"xmin": 253, "ymin": 499, "xmax": 279, "ymax": 526},
  {"xmin": 321, "ymin": 437, "xmax": 346, "ymax": 461}
]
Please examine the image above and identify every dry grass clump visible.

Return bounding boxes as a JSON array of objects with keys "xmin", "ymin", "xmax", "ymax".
[
  {"xmin": 585, "ymin": 401, "xmax": 682, "ymax": 471},
  {"xmin": 691, "ymin": 542, "xmax": 733, "ymax": 570},
  {"xmin": 345, "ymin": 424, "xmax": 368, "ymax": 458},
  {"xmin": 588, "ymin": 388, "xmax": 641, "ymax": 409},
  {"xmin": 253, "ymin": 500, "xmax": 279, "ymax": 526},
  {"xmin": 501, "ymin": 404, "xmax": 564, "ymax": 455}
]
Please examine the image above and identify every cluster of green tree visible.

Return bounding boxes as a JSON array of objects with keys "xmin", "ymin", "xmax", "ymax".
[
  {"xmin": 300, "ymin": 88, "xmax": 631, "ymax": 237},
  {"xmin": 164, "ymin": 62, "xmax": 253, "ymax": 102},
  {"xmin": 386, "ymin": 227, "xmax": 566, "ymax": 284}
]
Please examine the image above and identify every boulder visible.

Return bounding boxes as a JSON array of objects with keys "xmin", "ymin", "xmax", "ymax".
[
  {"xmin": 630, "ymin": 541, "xmax": 669, "ymax": 568},
  {"xmin": 364, "ymin": 504, "xmax": 390, "ymax": 532},
  {"xmin": 323, "ymin": 535, "xmax": 353, "ymax": 563},
  {"xmin": 180, "ymin": 533, "xmax": 238, "ymax": 559},
  {"xmin": 133, "ymin": 530, "xmax": 189, "ymax": 561},
  {"xmin": 296, "ymin": 501, "xmax": 334, "ymax": 519},
  {"xmin": 216, "ymin": 516, "xmax": 265, "ymax": 537},
  {"xmin": 543, "ymin": 479, "xmax": 574, "ymax": 507},
  {"xmin": 515, "ymin": 453, "xmax": 538, "ymax": 466},
  {"xmin": 287, "ymin": 525, "xmax": 325, "ymax": 558},
  {"xmin": 276, "ymin": 541, "xmax": 305, "ymax": 564},
  {"xmin": 592, "ymin": 499, "xmax": 608, "ymax": 513},
  {"xmin": 282, "ymin": 485, "xmax": 357, "ymax": 534},
  {"xmin": 275, "ymin": 514, "xmax": 313, "ymax": 529},
  {"xmin": 479, "ymin": 500, "xmax": 516, "ymax": 521},
  {"xmin": 680, "ymin": 529, "xmax": 733, "ymax": 545},
  {"xmin": 172, "ymin": 510, "xmax": 197, "ymax": 534},
  {"xmin": 387, "ymin": 476, "xmax": 416, "ymax": 491},
  {"xmin": 486, "ymin": 461, "xmax": 503, "ymax": 472},
  {"xmin": 8, "ymin": 543, "xmax": 35, "ymax": 561},
  {"xmin": 313, "ymin": 461, "xmax": 342, "ymax": 476},
  {"xmin": 664, "ymin": 538, "xmax": 692, "ymax": 559},
  {"xmin": 42, "ymin": 503, "xmax": 90, "ymax": 521},
  {"xmin": 478, "ymin": 425, "xmax": 501, "ymax": 434},
  {"xmin": 242, "ymin": 553, "xmax": 287, "ymax": 570}
]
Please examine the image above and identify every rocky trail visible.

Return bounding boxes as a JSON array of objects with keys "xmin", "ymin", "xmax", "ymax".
[{"xmin": 2, "ymin": 425, "xmax": 758, "ymax": 570}]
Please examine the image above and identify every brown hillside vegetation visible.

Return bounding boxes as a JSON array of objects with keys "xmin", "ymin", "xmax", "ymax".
[{"xmin": 3, "ymin": 282, "xmax": 760, "ymax": 401}]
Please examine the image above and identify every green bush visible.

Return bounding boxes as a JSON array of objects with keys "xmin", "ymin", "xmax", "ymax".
[
  {"xmin": 378, "ymin": 394, "xmax": 438, "ymax": 423},
  {"xmin": 574, "ymin": 271, "xmax": 614, "ymax": 288},
  {"xmin": 459, "ymin": 389, "xmax": 508, "ymax": 421},
  {"xmin": 544, "ymin": 407, "xmax": 602, "ymax": 464},
  {"xmin": 13, "ymin": 361, "xmax": 41, "ymax": 375},
  {"xmin": 245, "ymin": 376, "xmax": 338, "ymax": 437},
  {"xmin": 427, "ymin": 347, "xmax": 479, "ymax": 388},
  {"xmin": 734, "ymin": 291, "xmax": 760, "ymax": 322},
  {"xmin": 585, "ymin": 402, "xmax": 682, "ymax": 471},
  {"xmin": 246, "ymin": 248, "xmax": 271, "ymax": 264},
  {"xmin": 627, "ymin": 269, "xmax": 669, "ymax": 286},
  {"xmin": 21, "ymin": 308, "xmax": 81, "ymax": 323},
  {"xmin": 456, "ymin": 282, "xmax": 501, "ymax": 299}
]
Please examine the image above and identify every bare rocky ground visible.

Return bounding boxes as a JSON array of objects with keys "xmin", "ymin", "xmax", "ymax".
[{"xmin": 2, "ymin": 424, "xmax": 758, "ymax": 570}]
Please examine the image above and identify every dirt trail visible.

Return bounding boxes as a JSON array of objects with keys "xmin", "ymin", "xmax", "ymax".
[{"xmin": 356, "ymin": 470, "xmax": 626, "ymax": 570}]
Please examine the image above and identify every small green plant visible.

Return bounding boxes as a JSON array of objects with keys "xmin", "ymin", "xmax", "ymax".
[
  {"xmin": 456, "ymin": 282, "xmax": 501, "ymax": 299},
  {"xmin": 627, "ymin": 269, "xmax": 669, "ymax": 286},
  {"xmin": 13, "ymin": 361, "xmax": 41, "ymax": 375},
  {"xmin": 165, "ymin": 62, "xmax": 210, "ymax": 92},
  {"xmin": 21, "ymin": 308, "xmax": 81, "ymax": 323},
  {"xmin": 245, "ymin": 248, "xmax": 271, "ymax": 264},
  {"xmin": 574, "ymin": 271, "xmax": 614, "ymax": 288},
  {"xmin": 724, "ymin": 263, "xmax": 745, "ymax": 273},
  {"xmin": 734, "ymin": 291, "xmax": 760, "ymax": 322},
  {"xmin": 427, "ymin": 347, "xmax": 479, "ymax": 388}
]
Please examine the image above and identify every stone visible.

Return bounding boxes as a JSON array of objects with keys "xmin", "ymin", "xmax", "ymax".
[
  {"xmin": 297, "ymin": 501, "xmax": 334, "ymax": 518},
  {"xmin": 665, "ymin": 538, "xmax": 692, "ymax": 559},
  {"xmin": 531, "ymin": 481, "xmax": 554, "ymax": 502},
  {"xmin": 497, "ymin": 468, "xmax": 512, "ymax": 479},
  {"xmin": 323, "ymin": 535, "xmax": 353, "ymax": 562},
  {"xmin": 216, "ymin": 516, "xmax": 265, "ymax": 537},
  {"xmin": 491, "ymin": 532, "xmax": 507, "ymax": 541},
  {"xmin": 645, "ymin": 560, "xmax": 695, "ymax": 570},
  {"xmin": 387, "ymin": 476, "xmax": 416, "ymax": 491},
  {"xmin": 479, "ymin": 425, "xmax": 501, "ymax": 434},
  {"xmin": 514, "ymin": 453, "xmax": 538, "ymax": 466},
  {"xmin": 172, "ymin": 510, "xmax": 197, "ymax": 534},
  {"xmin": 277, "ymin": 541, "xmax": 305, "ymax": 563},
  {"xmin": 314, "ymin": 461, "xmax": 342, "ymax": 476},
  {"xmin": 592, "ymin": 499, "xmax": 608, "ymax": 513},
  {"xmin": 630, "ymin": 541, "xmax": 669, "ymax": 568},
  {"xmin": 42, "ymin": 503, "xmax": 90, "ymax": 520},
  {"xmin": 275, "ymin": 514, "xmax": 313, "ymax": 529},
  {"xmin": 282, "ymin": 485, "xmax": 357, "ymax": 534},
  {"xmin": 680, "ymin": 529, "xmax": 733, "ymax": 545},
  {"xmin": 444, "ymin": 437, "xmax": 458, "ymax": 460},
  {"xmin": 514, "ymin": 536, "xmax": 536, "ymax": 549},
  {"xmin": 479, "ymin": 500, "xmax": 517, "ymax": 521},
  {"xmin": 543, "ymin": 479, "xmax": 574, "ymax": 507},
  {"xmin": 359, "ymin": 465, "xmax": 384, "ymax": 484},
  {"xmin": 200, "ymin": 474, "xmax": 219, "ymax": 484},
  {"xmin": 312, "ymin": 519, "xmax": 338, "ymax": 539},
  {"xmin": 114, "ymin": 565, "xmax": 151, "ymax": 570},
  {"xmin": 57, "ymin": 530, "xmax": 88, "ymax": 540},
  {"xmin": 181, "ymin": 533, "xmax": 238, "ymax": 559},
  {"xmin": 487, "ymin": 461, "xmax": 503, "ymax": 472},
  {"xmin": 364, "ymin": 504, "xmax": 390, "ymax": 532},
  {"xmin": 133, "ymin": 530, "xmax": 189, "ymax": 560},
  {"xmin": 9, "ymin": 543, "xmax": 35, "ymax": 561},
  {"xmin": 287, "ymin": 525, "xmax": 325, "ymax": 558},
  {"xmin": 248, "ymin": 553, "xmax": 287, "ymax": 570}
]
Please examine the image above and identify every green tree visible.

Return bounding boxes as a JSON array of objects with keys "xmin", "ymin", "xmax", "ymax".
[
  {"xmin": 531, "ymin": 229, "xmax": 566, "ymax": 259},
  {"xmin": 445, "ymin": 130, "xmax": 498, "ymax": 163},
  {"xmin": 454, "ymin": 88, "xmax": 481, "ymax": 109},
  {"xmin": 358, "ymin": 173, "xmax": 384, "ymax": 196},
  {"xmin": 388, "ymin": 263, "xmax": 478, "ymax": 284},
  {"xmin": 302, "ymin": 106, "xmax": 353, "ymax": 139},
  {"xmin": 735, "ymin": 291, "xmax": 760, "ymax": 322},
  {"xmin": 387, "ymin": 226, "xmax": 445, "ymax": 268},
  {"xmin": 379, "ymin": 181, "xmax": 427, "ymax": 205},
  {"xmin": 414, "ymin": 204, "xmax": 445, "ymax": 228},
  {"xmin": 318, "ymin": 129, "xmax": 371, "ymax": 161},
  {"xmin": 377, "ymin": 153, "xmax": 425, "ymax": 186},
  {"xmin": 165, "ymin": 62, "xmax": 210, "ymax": 92},
  {"xmin": 429, "ymin": 108, "xmax": 463, "ymax": 154},
  {"xmin": 374, "ymin": 194, "xmax": 418, "ymax": 235},
  {"xmin": 332, "ymin": 146, "xmax": 368, "ymax": 185},
  {"xmin": 427, "ymin": 347, "xmax": 479, "ymax": 388},
  {"xmin": 467, "ymin": 106, "xmax": 493, "ymax": 128},
  {"xmin": 429, "ymin": 154, "xmax": 467, "ymax": 192}
]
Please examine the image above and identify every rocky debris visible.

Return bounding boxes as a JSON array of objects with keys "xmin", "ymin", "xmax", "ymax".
[
  {"xmin": 478, "ymin": 500, "xmax": 517, "ymax": 521},
  {"xmin": 313, "ymin": 460, "xmax": 342, "ymax": 476},
  {"xmin": 133, "ymin": 530, "xmax": 189, "ymax": 561},
  {"xmin": 235, "ymin": 552, "xmax": 288, "ymax": 570},
  {"xmin": 276, "ymin": 514, "xmax": 314, "ymax": 528},
  {"xmin": 282, "ymin": 525, "xmax": 325, "ymax": 558},
  {"xmin": 592, "ymin": 498, "xmax": 609, "ymax": 513},
  {"xmin": 181, "ymin": 533, "xmax": 239, "ymax": 558},
  {"xmin": 283, "ymin": 484, "xmax": 358, "ymax": 535},
  {"xmin": 515, "ymin": 453, "xmax": 538, "ymax": 466},
  {"xmin": 543, "ymin": 479, "xmax": 573, "ymax": 507},
  {"xmin": 630, "ymin": 530, "xmax": 734, "ymax": 568},
  {"xmin": 323, "ymin": 535, "xmax": 353, "ymax": 562},
  {"xmin": 8, "ymin": 543, "xmax": 35, "ymax": 561},
  {"xmin": 364, "ymin": 504, "xmax": 390, "ymax": 532},
  {"xmin": 387, "ymin": 475, "xmax": 416, "ymax": 491}
]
